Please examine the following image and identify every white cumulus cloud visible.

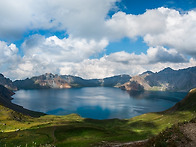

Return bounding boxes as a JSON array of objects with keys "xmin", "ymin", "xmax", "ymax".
[
  {"xmin": 106, "ymin": 7, "xmax": 196, "ymax": 57},
  {"xmin": 0, "ymin": 2, "xmax": 196, "ymax": 80},
  {"xmin": 5, "ymin": 35, "xmax": 108, "ymax": 79},
  {"xmin": 106, "ymin": 46, "xmax": 187, "ymax": 64},
  {"xmin": 0, "ymin": 0, "xmax": 119, "ymax": 40},
  {"xmin": 0, "ymin": 41, "xmax": 19, "ymax": 73}
]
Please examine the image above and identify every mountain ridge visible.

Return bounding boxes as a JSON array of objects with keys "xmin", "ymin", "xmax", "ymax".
[
  {"xmin": 0, "ymin": 66, "xmax": 196, "ymax": 92},
  {"xmin": 121, "ymin": 66, "xmax": 196, "ymax": 92},
  {"xmin": 13, "ymin": 74, "xmax": 132, "ymax": 89}
]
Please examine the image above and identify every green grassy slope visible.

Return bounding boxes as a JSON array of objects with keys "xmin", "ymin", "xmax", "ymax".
[
  {"xmin": 167, "ymin": 88, "xmax": 196, "ymax": 112},
  {"xmin": 145, "ymin": 117, "xmax": 196, "ymax": 147},
  {"xmin": 145, "ymin": 88, "xmax": 196, "ymax": 147},
  {"xmin": 0, "ymin": 89, "xmax": 196, "ymax": 147}
]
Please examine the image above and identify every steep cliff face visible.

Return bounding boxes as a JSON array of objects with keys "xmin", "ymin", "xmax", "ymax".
[
  {"xmin": 0, "ymin": 74, "xmax": 17, "ymax": 90},
  {"xmin": 14, "ymin": 73, "xmax": 71, "ymax": 89},
  {"xmin": 121, "ymin": 66, "xmax": 196, "ymax": 92},
  {"xmin": 119, "ymin": 72, "xmax": 151, "ymax": 91},
  {"xmin": 32, "ymin": 73, "xmax": 71, "ymax": 88},
  {"xmin": 145, "ymin": 66, "xmax": 196, "ymax": 91},
  {"xmin": 120, "ymin": 80, "xmax": 144, "ymax": 91}
]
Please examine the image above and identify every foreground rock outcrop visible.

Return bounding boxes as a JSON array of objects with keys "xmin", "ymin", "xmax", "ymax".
[{"xmin": 145, "ymin": 117, "xmax": 196, "ymax": 147}]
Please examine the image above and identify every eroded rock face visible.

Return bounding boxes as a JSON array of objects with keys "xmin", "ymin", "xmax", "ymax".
[
  {"xmin": 145, "ymin": 66, "xmax": 196, "ymax": 91},
  {"xmin": 33, "ymin": 73, "xmax": 72, "ymax": 89},
  {"xmin": 14, "ymin": 73, "xmax": 72, "ymax": 89},
  {"xmin": 120, "ymin": 66, "xmax": 196, "ymax": 92},
  {"xmin": 120, "ymin": 80, "xmax": 144, "ymax": 92},
  {"xmin": 13, "ymin": 74, "xmax": 131, "ymax": 90}
]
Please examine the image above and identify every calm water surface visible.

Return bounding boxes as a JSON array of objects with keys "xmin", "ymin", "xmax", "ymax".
[{"xmin": 12, "ymin": 87, "xmax": 187, "ymax": 119}]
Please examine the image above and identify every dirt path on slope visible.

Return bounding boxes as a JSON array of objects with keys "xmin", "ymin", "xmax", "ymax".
[
  {"xmin": 97, "ymin": 139, "xmax": 148, "ymax": 147},
  {"xmin": 112, "ymin": 139, "xmax": 148, "ymax": 147},
  {"xmin": 51, "ymin": 126, "xmax": 57, "ymax": 144}
]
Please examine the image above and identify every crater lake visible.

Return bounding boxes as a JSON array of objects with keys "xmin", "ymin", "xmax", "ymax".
[{"xmin": 12, "ymin": 87, "xmax": 187, "ymax": 120}]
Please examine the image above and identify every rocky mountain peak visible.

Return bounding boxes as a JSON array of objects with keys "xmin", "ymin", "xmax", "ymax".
[
  {"xmin": 44, "ymin": 73, "xmax": 56, "ymax": 78},
  {"xmin": 0, "ymin": 73, "xmax": 4, "ymax": 78},
  {"xmin": 140, "ymin": 71, "xmax": 154, "ymax": 76},
  {"xmin": 159, "ymin": 67, "xmax": 174, "ymax": 73}
]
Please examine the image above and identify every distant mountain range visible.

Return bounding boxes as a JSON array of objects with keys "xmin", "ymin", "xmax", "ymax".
[
  {"xmin": 13, "ymin": 74, "xmax": 131, "ymax": 90},
  {"xmin": 121, "ymin": 66, "xmax": 196, "ymax": 92},
  {"xmin": 0, "ymin": 66, "xmax": 196, "ymax": 92}
]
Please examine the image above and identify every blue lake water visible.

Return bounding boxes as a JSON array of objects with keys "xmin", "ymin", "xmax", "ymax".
[{"xmin": 12, "ymin": 87, "xmax": 187, "ymax": 120}]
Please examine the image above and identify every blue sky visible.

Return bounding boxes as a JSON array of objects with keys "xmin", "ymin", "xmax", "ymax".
[
  {"xmin": 106, "ymin": 0, "xmax": 196, "ymax": 55},
  {"xmin": 0, "ymin": 0, "xmax": 196, "ymax": 80},
  {"xmin": 117, "ymin": 0, "xmax": 196, "ymax": 14}
]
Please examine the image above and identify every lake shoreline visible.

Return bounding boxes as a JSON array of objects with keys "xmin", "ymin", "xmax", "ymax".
[{"xmin": 12, "ymin": 87, "xmax": 187, "ymax": 120}]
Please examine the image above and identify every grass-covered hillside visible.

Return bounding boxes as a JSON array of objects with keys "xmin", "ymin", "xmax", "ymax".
[
  {"xmin": 146, "ymin": 117, "xmax": 196, "ymax": 147},
  {"xmin": 145, "ymin": 88, "xmax": 196, "ymax": 147},
  {"xmin": 0, "ymin": 88, "xmax": 196, "ymax": 147}
]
